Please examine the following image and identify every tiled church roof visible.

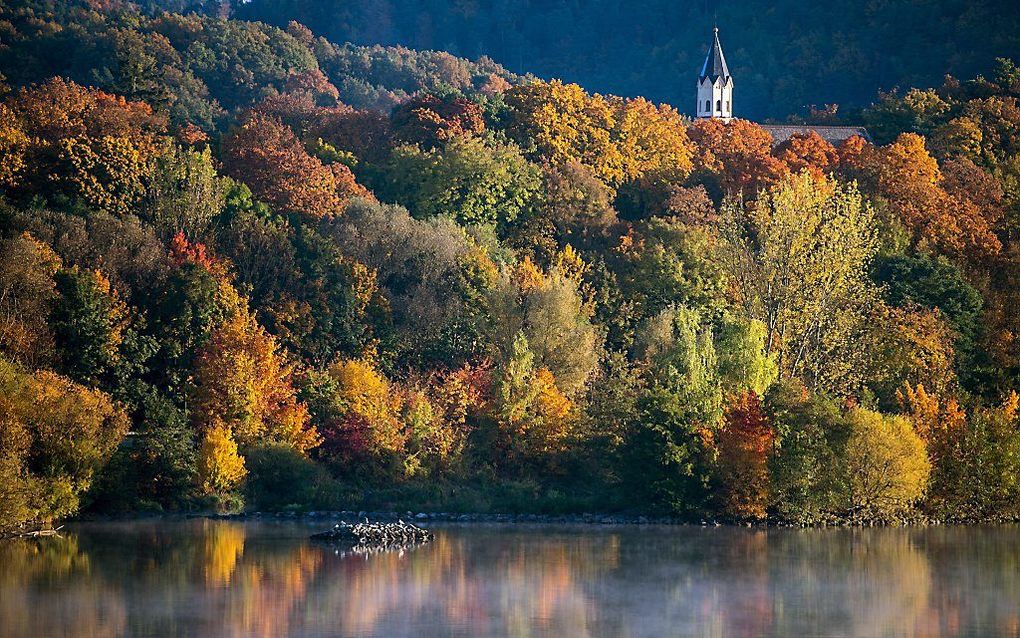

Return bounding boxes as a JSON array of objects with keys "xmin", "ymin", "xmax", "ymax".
[{"xmin": 759, "ymin": 124, "xmax": 871, "ymax": 146}]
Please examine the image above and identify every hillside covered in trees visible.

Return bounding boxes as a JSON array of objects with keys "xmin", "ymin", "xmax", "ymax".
[
  {"xmin": 2, "ymin": 1, "xmax": 1020, "ymax": 532},
  {"xmin": 0, "ymin": 0, "xmax": 519, "ymax": 125},
  {"xmin": 231, "ymin": 0, "xmax": 1020, "ymax": 120}
]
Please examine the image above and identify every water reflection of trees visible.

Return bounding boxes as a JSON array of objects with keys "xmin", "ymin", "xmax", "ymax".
[
  {"xmin": 0, "ymin": 521, "xmax": 323, "ymax": 638},
  {"xmin": 615, "ymin": 526, "xmax": 1020, "ymax": 637},
  {"xmin": 0, "ymin": 535, "xmax": 126, "ymax": 638},
  {"xmin": 308, "ymin": 530, "xmax": 620, "ymax": 636},
  {"xmin": 1, "ymin": 522, "xmax": 1020, "ymax": 637}
]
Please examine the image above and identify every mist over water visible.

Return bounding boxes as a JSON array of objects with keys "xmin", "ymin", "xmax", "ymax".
[{"xmin": 1, "ymin": 520, "xmax": 1018, "ymax": 637}]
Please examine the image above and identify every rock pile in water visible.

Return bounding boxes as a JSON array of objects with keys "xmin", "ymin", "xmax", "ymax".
[{"xmin": 310, "ymin": 520, "xmax": 433, "ymax": 546}]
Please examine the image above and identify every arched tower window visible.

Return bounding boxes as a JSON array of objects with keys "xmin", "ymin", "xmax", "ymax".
[
  {"xmin": 716, "ymin": 99, "xmax": 722, "ymax": 111},
  {"xmin": 705, "ymin": 99, "xmax": 711, "ymax": 112}
]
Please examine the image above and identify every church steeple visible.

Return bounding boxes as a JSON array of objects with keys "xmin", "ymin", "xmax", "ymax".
[
  {"xmin": 696, "ymin": 27, "xmax": 733, "ymax": 120},
  {"xmin": 700, "ymin": 27, "xmax": 731, "ymax": 84}
]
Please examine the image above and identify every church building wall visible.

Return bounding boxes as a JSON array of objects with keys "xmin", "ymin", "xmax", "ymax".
[{"xmin": 697, "ymin": 77, "xmax": 732, "ymax": 119}]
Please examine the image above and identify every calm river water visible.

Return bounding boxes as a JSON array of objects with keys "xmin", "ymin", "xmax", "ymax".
[{"xmin": 1, "ymin": 519, "xmax": 1018, "ymax": 637}]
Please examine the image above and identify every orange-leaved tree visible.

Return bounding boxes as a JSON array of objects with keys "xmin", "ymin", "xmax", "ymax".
[
  {"xmin": 220, "ymin": 111, "xmax": 369, "ymax": 220},
  {"xmin": 875, "ymin": 133, "xmax": 1001, "ymax": 261},
  {"xmin": 773, "ymin": 131, "xmax": 839, "ymax": 179},
  {"xmin": 688, "ymin": 118, "xmax": 789, "ymax": 195},
  {"xmin": 715, "ymin": 391, "xmax": 774, "ymax": 520},
  {"xmin": 4, "ymin": 77, "xmax": 167, "ymax": 215},
  {"xmin": 191, "ymin": 302, "xmax": 319, "ymax": 452}
]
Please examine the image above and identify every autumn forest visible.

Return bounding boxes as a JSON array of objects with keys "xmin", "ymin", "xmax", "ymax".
[{"xmin": 2, "ymin": 0, "xmax": 1020, "ymax": 533}]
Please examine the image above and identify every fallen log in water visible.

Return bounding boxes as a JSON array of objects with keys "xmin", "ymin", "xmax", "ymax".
[
  {"xmin": 2, "ymin": 525, "xmax": 63, "ymax": 540},
  {"xmin": 310, "ymin": 520, "xmax": 433, "ymax": 546}
]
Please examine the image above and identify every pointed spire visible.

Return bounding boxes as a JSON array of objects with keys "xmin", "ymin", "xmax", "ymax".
[{"xmin": 699, "ymin": 27, "xmax": 731, "ymax": 84}]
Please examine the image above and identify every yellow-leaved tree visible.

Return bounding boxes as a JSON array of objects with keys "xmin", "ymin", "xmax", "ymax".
[
  {"xmin": 0, "ymin": 357, "xmax": 128, "ymax": 531},
  {"xmin": 506, "ymin": 80, "xmax": 622, "ymax": 184},
  {"xmin": 723, "ymin": 172, "xmax": 879, "ymax": 396},
  {"xmin": 0, "ymin": 103, "xmax": 28, "ymax": 189},
  {"xmin": 0, "ymin": 233, "xmax": 62, "ymax": 367},
  {"xmin": 402, "ymin": 387, "xmax": 463, "ymax": 477},
  {"xmin": 505, "ymin": 80, "xmax": 694, "ymax": 188},
  {"xmin": 327, "ymin": 358, "xmax": 406, "ymax": 459},
  {"xmin": 611, "ymin": 96, "xmax": 694, "ymax": 182},
  {"xmin": 197, "ymin": 420, "xmax": 247, "ymax": 495},
  {"xmin": 843, "ymin": 408, "xmax": 931, "ymax": 518}
]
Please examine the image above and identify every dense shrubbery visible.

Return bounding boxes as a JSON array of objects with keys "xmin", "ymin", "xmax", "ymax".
[{"xmin": 1, "ymin": 2, "xmax": 1020, "ymax": 530}]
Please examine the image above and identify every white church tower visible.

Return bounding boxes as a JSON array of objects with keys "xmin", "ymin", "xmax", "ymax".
[{"xmin": 696, "ymin": 27, "xmax": 733, "ymax": 120}]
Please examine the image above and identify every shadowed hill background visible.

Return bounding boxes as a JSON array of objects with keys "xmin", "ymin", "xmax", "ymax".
[
  {"xmin": 230, "ymin": 0, "xmax": 1020, "ymax": 120},
  {"xmin": 0, "ymin": 0, "xmax": 518, "ymax": 127}
]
